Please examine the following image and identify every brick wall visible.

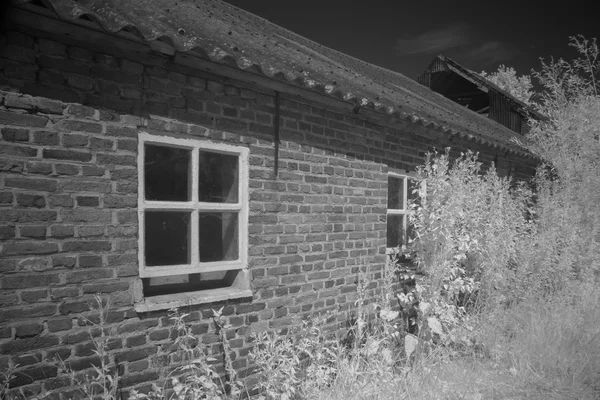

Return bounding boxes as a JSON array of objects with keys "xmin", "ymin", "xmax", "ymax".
[{"xmin": 0, "ymin": 24, "xmax": 538, "ymax": 398}]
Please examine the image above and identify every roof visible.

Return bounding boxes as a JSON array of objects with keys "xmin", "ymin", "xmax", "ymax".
[
  {"xmin": 17, "ymin": 0, "xmax": 535, "ymax": 156},
  {"xmin": 423, "ymin": 55, "xmax": 545, "ymax": 120}
]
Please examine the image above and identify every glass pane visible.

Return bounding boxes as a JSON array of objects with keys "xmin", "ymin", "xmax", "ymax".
[
  {"xmin": 387, "ymin": 176, "xmax": 404, "ymax": 210},
  {"xmin": 145, "ymin": 144, "xmax": 190, "ymax": 201},
  {"xmin": 145, "ymin": 211, "xmax": 190, "ymax": 266},
  {"xmin": 387, "ymin": 214, "xmax": 404, "ymax": 248},
  {"xmin": 198, "ymin": 151, "xmax": 238, "ymax": 203},
  {"xmin": 199, "ymin": 212, "xmax": 239, "ymax": 262}
]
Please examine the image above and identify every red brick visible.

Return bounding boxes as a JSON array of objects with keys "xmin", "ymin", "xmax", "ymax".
[
  {"xmin": 1, "ymin": 242, "xmax": 58, "ymax": 256},
  {"xmin": 19, "ymin": 225, "xmax": 47, "ymax": 238},
  {"xmin": 0, "ymin": 292, "xmax": 18, "ymax": 306},
  {"xmin": 60, "ymin": 180, "xmax": 110, "ymax": 193},
  {"xmin": 64, "ymin": 355, "xmax": 101, "ymax": 372},
  {"xmin": 38, "ymin": 69, "xmax": 65, "ymax": 85},
  {"xmin": 0, "ymin": 210, "xmax": 57, "ymax": 223},
  {"xmin": 50, "ymin": 225, "xmax": 74, "ymax": 238},
  {"xmin": 22, "ymin": 84, "xmax": 81, "ymax": 103},
  {"xmin": 62, "ymin": 133, "xmax": 89, "ymax": 147},
  {"xmin": 55, "ymin": 164, "xmax": 79, "ymax": 175},
  {"xmin": 106, "ymin": 125, "xmax": 137, "ymax": 138},
  {"xmin": 90, "ymin": 137, "xmax": 114, "ymax": 150},
  {"xmin": 2, "ymin": 273, "xmax": 59, "ymax": 289},
  {"xmin": 15, "ymin": 323, "xmax": 43, "ymax": 338},
  {"xmin": 33, "ymin": 131, "xmax": 59, "ymax": 145},
  {"xmin": 65, "ymin": 104, "xmax": 96, "ymax": 118},
  {"xmin": 0, "ymin": 159, "xmax": 24, "ymax": 172},
  {"xmin": 116, "ymin": 346, "xmax": 157, "ymax": 365},
  {"xmin": 67, "ymin": 46, "xmax": 94, "ymax": 62},
  {"xmin": 59, "ymin": 301, "xmax": 90, "ymax": 315},
  {"xmin": 74, "ymin": 341, "xmax": 96, "ymax": 356},
  {"xmin": 78, "ymin": 255, "xmax": 103, "ymax": 268},
  {"xmin": 116, "ymin": 320, "xmax": 158, "ymax": 334},
  {"xmin": 37, "ymin": 55, "xmax": 90, "ymax": 75},
  {"xmin": 96, "ymin": 153, "xmax": 135, "ymax": 166},
  {"xmin": 82, "ymin": 165, "xmax": 106, "ymax": 176},
  {"xmin": 119, "ymin": 370, "xmax": 160, "ymax": 388},
  {"xmin": 67, "ymin": 75, "xmax": 94, "ymax": 91},
  {"xmin": 47, "ymin": 318, "xmax": 72, "ymax": 332},
  {"xmin": 1, "ymin": 128, "xmax": 29, "ymax": 142},
  {"xmin": 65, "ymin": 269, "xmax": 113, "ymax": 283},
  {"xmin": 26, "ymin": 162, "xmax": 53, "ymax": 175},
  {"xmin": 43, "ymin": 149, "xmax": 92, "ymax": 162},
  {"xmin": 16, "ymin": 194, "xmax": 46, "ymax": 208},
  {"xmin": 11, "ymin": 364, "xmax": 57, "ymax": 387},
  {"xmin": 62, "ymin": 240, "xmax": 111, "ymax": 252},
  {"xmin": 12, "ymin": 352, "xmax": 42, "ymax": 367},
  {"xmin": 33, "ymin": 98, "xmax": 64, "ymax": 114},
  {"xmin": 38, "ymin": 39, "xmax": 66, "ymax": 56},
  {"xmin": 48, "ymin": 195, "xmax": 73, "ymax": 207},
  {"xmin": 78, "ymin": 225, "xmax": 105, "ymax": 237},
  {"xmin": 50, "ymin": 287, "xmax": 79, "ymax": 300},
  {"xmin": 0, "ymin": 110, "xmax": 48, "ymax": 127},
  {"xmin": 0, "ymin": 225, "xmax": 15, "ymax": 240},
  {"xmin": 0, "ymin": 143, "xmax": 37, "ymax": 157},
  {"xmin": 61, "ymin": 209, "xmax": 110, "ymax": 223},
  {"xmin": 0, "ymin": 304, "xmax": 57, "ymax": 323}
]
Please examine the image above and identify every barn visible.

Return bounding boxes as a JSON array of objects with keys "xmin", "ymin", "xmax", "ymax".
[{"xmin": 0, "ymin": 0, "xmax": 538, "ymax": 397}]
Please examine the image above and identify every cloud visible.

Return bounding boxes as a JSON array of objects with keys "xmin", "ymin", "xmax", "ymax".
[
  {"xmin": 459, "ymin": 41, "xmax": 519, "ymax": 65},
  {"xmin": 395, "ymin": 24, "xmax": 471, "ymax": 56},
  {"xmin": 395, "ymin": 25, "xmax": 519, "ymax": 68}
]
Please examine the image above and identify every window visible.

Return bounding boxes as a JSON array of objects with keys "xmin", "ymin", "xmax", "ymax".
[
  {"xmin": 136, "ymin": 132, "xmax": 250, "ymax": 311},
  {"xmin": 386, "ymin": 173, "xmax": 418, "ymax": 249}
]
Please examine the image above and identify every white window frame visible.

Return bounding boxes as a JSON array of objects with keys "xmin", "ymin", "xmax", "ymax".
[
  {"xmin": 386, "ymin": 172, "xmax": 413, "ymax": 252},
  {"xmin": 136, "ymin": 132, "xmax": 250, "ymax": 310}
]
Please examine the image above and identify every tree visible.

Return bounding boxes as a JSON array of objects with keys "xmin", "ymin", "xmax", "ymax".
[
  {"xmin": 523, "ymin": 35, "xmax": 600, "ymax": 290},
  {"xmin": 480, "ymin": 65, "xmax": 534, "ymax": 105}
]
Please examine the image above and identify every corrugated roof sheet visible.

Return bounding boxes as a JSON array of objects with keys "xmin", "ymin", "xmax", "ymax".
[{"xmin": 20, "ymin": 0, "xmax": 534, "ymax": 156}]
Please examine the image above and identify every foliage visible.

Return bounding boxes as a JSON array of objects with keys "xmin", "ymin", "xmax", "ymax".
[
  {"xmin": 56, "ymin": 295, "xmax": 119, "ymax": 400},
  {"xmin": 533, "ymin": 35, "xmax": 599, "ymax": 113},
  {"xmin": 522, "ymin": 35, "xmax": 600, "ymax": 293},
  {"xmin": 130, "ymin": 307, "xmax": 244, "ymax": 400},
  {"xmin": 480, "ymin": 65, "xmax": 535, "ymax": 105},
  {"xmin": 250, "ymin": 315, "xmax": 342, "ymax": 400},
  {"xmin": 408, "ymin": 149, "xmax": 532, "ymax": 313},
  {"xmin": 0, "ymin": 364, "xmax": 17, "ymax": 400}
]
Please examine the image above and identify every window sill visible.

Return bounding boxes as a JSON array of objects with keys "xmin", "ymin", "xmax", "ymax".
[{"xmin": 134, "ymin": 287, "xmax": 253, "ymax": 313}]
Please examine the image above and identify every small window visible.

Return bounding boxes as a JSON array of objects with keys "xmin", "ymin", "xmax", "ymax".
[
  {"xmin": 137, "ymin": 132, "xmax": 251, "ymax": 311},
  {"xmin": 386, "ymin": 174, "xmax": 418, "ymax": 249}
]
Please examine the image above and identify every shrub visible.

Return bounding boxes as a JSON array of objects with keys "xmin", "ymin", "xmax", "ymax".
[{"xmin": 408, "ymin": 149, "xmax": 532, "ymax": 317}]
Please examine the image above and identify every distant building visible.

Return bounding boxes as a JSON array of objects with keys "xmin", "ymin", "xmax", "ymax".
[{"xmin": 418, "ymin": 55, "xmax": 545, "ymax": 135}]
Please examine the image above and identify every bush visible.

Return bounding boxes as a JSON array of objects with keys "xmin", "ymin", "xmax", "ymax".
[{"xmin": 408, "ymin": 149, "xmax": 532, "ymax": 316}]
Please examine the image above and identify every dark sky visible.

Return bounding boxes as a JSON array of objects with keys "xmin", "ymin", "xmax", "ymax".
[{"xmin": 222, "ymin": 0, "xmax": 598, "ymax": 81}]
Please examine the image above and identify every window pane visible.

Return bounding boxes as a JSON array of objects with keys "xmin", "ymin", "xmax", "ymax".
[
  {"xmin": 145, "ymin": 144, "xmax": 190, "ymax": 201},
  {"xmin": 387, "ymin": 214, "xmax": 404, "ymax": 248},
  {"xmin": 199, "ymin": 212, "xmax": 239, "ymax": 262},
  {"xmin": 145, "ymin": 211, "xmax": 190, "ymax": 266},
  {"xmin": 388, "ymin": 176, "xmax": 404, "ymax": 210},
  {"xmin": 198, "ymin": 151, "xmax": 238, "ymax": 203}
]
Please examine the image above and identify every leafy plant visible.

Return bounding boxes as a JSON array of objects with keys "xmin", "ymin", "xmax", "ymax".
[
  {"xmin": 0, "ymin": 364, "xmax": 18, "ymax": 400},
  {"xmin": 130, "ymin": 307, "xmax": 244, "ymax": 400},
  {"xmin": 56, "ymin": 294, "xmax": 118, "ymax": 400},
  {"xmin": 480, "ymin": 65, "xmax": 535, "ymax": 105},
  {"xmin": 250, "ymin": 328, "xmax": 301, "ymax": 400}
]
